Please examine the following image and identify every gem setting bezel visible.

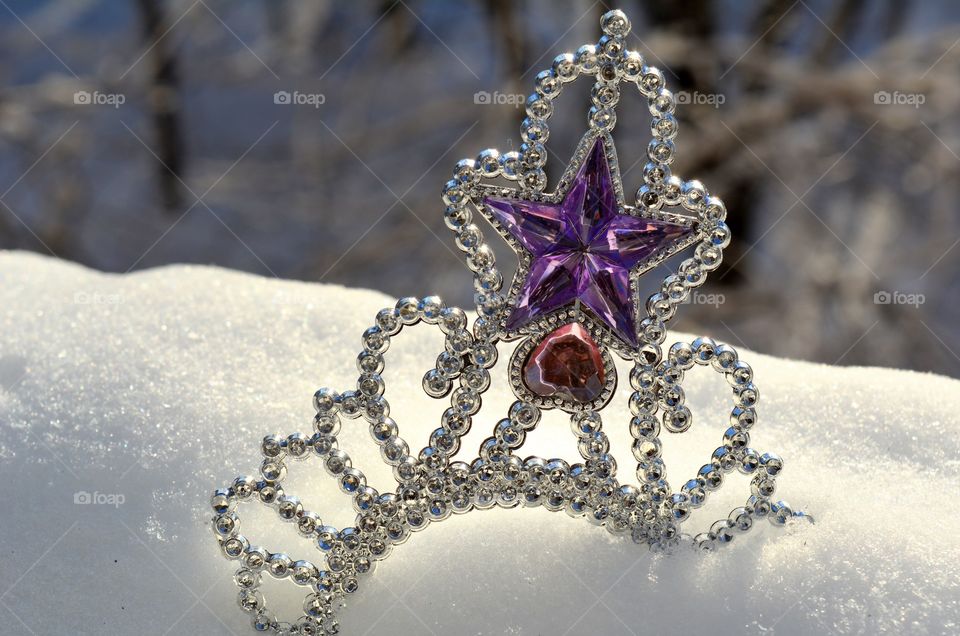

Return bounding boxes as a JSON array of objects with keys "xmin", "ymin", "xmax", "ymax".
[
  {"xmin": 508, "ymin": 311, "xmax": 618, "ymax": 412},
  {"xmin": 470, "ymin": 129, "xmax": 701, "ymax": 359}
]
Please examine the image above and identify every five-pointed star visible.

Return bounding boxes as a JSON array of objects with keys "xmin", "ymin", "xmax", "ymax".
[{"xmin": 482, "ymin": 137, "xmax": 693, "ymax": 349}]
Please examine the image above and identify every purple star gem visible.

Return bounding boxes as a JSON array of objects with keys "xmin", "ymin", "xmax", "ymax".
[{"xmin": 484, "ymin": 138, "xmax": 693, "ymax": 348}]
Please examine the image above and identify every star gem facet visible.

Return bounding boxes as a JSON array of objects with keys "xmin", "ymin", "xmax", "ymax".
[{"xmin": 483, "ymin": 137, "xmax": 693, "ymax": 348}]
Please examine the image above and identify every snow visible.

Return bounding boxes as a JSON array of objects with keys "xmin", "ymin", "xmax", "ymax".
[{"xmin": 0, "ymin": 250, "xmax": 958, "ymax": 635}]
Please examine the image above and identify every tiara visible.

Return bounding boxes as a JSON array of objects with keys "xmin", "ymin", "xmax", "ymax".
[{"xmin": 210, "ymin": 10, "xmax": 807, "ymax": 634}]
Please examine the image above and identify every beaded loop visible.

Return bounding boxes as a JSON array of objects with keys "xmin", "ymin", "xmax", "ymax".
[{"xmin": 214, "ymin": 312, "xmax": 799, "ymax": 630}]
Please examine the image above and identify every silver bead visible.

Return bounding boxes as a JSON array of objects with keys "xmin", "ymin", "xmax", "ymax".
[
  {"xmin": 339, "ymin": 467, "xmax": 366, "ymax": 493},
  {"xmin": 691, "ymin": 336, "xmax": 717, "ymax": 364},
  {"xmin": 663, "ymin": 406, "xmax": 692, "ymax": 434},
  {"xmin": 638, "ymin": 66, "xmax": 665, "ymax": 96},
  {"xmin": 374, "ymin": 308, "xmax": 401, "ymax": 336},
  {"xmin": 709, "ymin": 222, "xmax": 732, "ymax": 249},
  {"xmin": 695, "ymin": 243, "xmax": 723, "ymax": 270},
  {"xmin": 598, "ymin": 35, "xmax": 623, "ymax": 60},
  {"xmin": 727, "ymin": 360, "xmax": 754, "ymax": 387},
  {"xmin": 635, "ymin": 184, "xmax": 662, "ymax": 210},
  {"xmin": 520, "ymin": 118, "xmax": 549, "ymax": 143},
  {"xmin": 214, "ymin": 512, "xmax": 239, "ymax": 537},
  {"xmin": 286, "ymin": 433, "xmax": 310, "ymax": 459},
  {"xmin": 761, "ymin": 452, "xmax": 784, "ymax": 476},
  {"xmin": 620, "ymin": 50, "xmax": 644, "ymax": 80},
  {"xmin": 632, "ymin": 437, "xmax": 662, "ymax": 461},
  {"xmin": 467, "ymin": 245, "xmax": 496, "ymax": 272},
  {"xmin": 520, "ymin": 142, "xmax": 547, "ymax": 168},
  {"xmin": 380, "ymin": 437, "xmax": 409, "ymax": 465},
  {"xmin": 522, "ymin": 169, "xmax": 547, "ymax": 191},
  {"xmin": 652, "ymin": 115, "xmax": 678, "ymax": 140},
  {"xmin": 535, "ymin": 69, "xmax": 562, "ymax": 97},
  {"xmin": 643, "ymin": 161, "xmax": 670, "ymax": 185},
  {"xmin": 395, "ymin": 296, "xmax": 420, "ymax": 324},
  {"xmin": 589, "ymin": 106, "xmax": 616, "ymax": 130},
  {"xmin": 455, "ymin": 224, "xmax": 482, "ymax": 251},
  {"xmin": 266, "ymin": 552, "xmax": 292, "ymax": 578},
  {"xmin": 629, "ymin": 413, "xmax": 659, "ymax": 439},
  {"xmin": 277, "ymin": 495, "xmax": 302, "ymax": 520},
  {"xmin": 571, "ymin": 410, "xmax": 602, "ymax": 437},
  {"xmin": 661, "ymin": 175, "xmax": 683, "ymax": 205},
  {"xmin": 668, "ymin": 341, "xmax": 695, "ymax": 369},
  {"xmin": 681, "ymin": 179, "xmax": 707, "ymax": 211},
  {"xmin": 739, "ymin": 448, "xmax": 761, "ymax": 474},
  {"xmin": 238, "ymin": 588, "xmax": 264, "ymax": 613},
  {"xmin": 704, "ymin": 195, "xmax": 727, "ymax": 222},
  {"xmin": 443, "ymin": 205, "xmax": 471, "ymax": 231},
  {"xmin": 711, "ymin": 519, "xmax": 735, "ymax": 543},
  {"xmin": 647, "ymin": 138, "xmax": 675, "ymax": 164},
  {"xmin": 769, "ymin": 500, "xmax": 793, "ymax": 525},
  {"xmin": 211, "ymin": 488, "xmax": 233, "ymax": 514},
  {"xmin": 729, "ymin": 506, "xmax": 754, "ymax": 532},
  {"xmin": 233, "ymin": 475, "xmax": 256, "ymax": 499},
  {"xmin": 441, "ymin": 179, "xmax": 465, "ymax": 207},
  {"xmin": 751, "ymin": 475, "xmax": 777, "ymax": 498},
  {"xmin": 499, "ymin": 151, "xmax": 521, "ymax": 179},
  {"xmin": 591, "ymin": 82, "xmax": 620, "ymax": 107},
  {"xmin": 260, "ymin": 459, "xmax": 285, "ymax": 482},
  {"xmin": 526, "ymin": 93, "xmax": 554, "ymax": 118},
  {"xmin": 737, "ymin": 384, "xmax": 760, "ymax": 408},
  {"xmin": 600, "ymin": 9, "xmax": 631, "ymax": 37},
  {"xmin": 699, "ymin": 463, "xmax": 723, "ymax": 490},
  {"xmin": 324, "ymin": 449, "xmax": 351, "ymax": 476},
  {"xmin": 574, "ymin": 44, "xmax": 599, "ymax": 73},
  {"xmin": 357, "ymin": 373, "xmax": 384, "ymax": 398},
  {"xmin": 476, "ymin": 148, "xmax": 501, "ymax": 178},
  {"xmin": 453, "ymin": 158, "xmax": 479, "ymax": 186},
  {"xmin": 649, "ymin": 89, "xmax": 676, "ymax": 118},
  {"xmin": 292, "ymin": 560, "xmax": 318, "ymax": 585}
]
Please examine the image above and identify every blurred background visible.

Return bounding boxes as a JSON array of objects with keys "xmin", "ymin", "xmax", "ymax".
[{"xmin": 0, "ymin": 0, "xmax": 958, "ymax": 376}]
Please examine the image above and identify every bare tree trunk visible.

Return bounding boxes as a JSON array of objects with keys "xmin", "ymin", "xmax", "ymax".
[
  {"xmin": 811, "ymin": 0, "xmax": 867, "ymax": 67},
  {"xmin": 484, "ymin": 0, "xmax": 526, "ymax": 79},
  {"xmin": 136, "ymin": 0, "xmax": 185, "ymax": 212}
]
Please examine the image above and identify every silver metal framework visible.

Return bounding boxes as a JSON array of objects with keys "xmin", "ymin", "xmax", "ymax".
[{"xmin": 209, "ymin": 10, "xmax": 807, "ymax": 635}]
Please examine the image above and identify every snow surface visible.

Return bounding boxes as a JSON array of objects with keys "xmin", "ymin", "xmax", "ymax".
[{"xmin": 0, "ymin": 251, "xmax": 958, "ymax": 635}]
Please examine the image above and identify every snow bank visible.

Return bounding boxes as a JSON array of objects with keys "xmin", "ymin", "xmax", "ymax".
[{"xmin": 0, "ymin": 251, "xmax": 957, "ymax": 635}]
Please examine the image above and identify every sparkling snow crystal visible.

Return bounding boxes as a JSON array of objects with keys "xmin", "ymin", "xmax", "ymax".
[{"xmin": 0, "ymin": 252, "xmax": 958, "ymax": 634}]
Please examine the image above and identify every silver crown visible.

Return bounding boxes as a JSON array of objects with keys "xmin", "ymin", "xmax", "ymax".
[{"xmin": 210, "ymin": 10, "xmax": 807, "ymax": 634}]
